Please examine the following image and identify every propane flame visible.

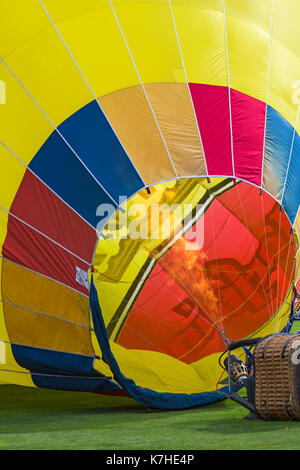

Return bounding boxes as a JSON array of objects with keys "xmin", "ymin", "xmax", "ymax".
[{"xmin": 159, "ymin": 237, "xmax": 218, "ymax": 314}]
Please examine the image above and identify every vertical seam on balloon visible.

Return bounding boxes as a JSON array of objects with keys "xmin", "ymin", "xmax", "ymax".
[
  {"xmin": 261, "ymin": 0, "xmax": 274, "ymax": 188},
  {"xmin": 0, "ymin": 204, "xmax": 91, "ymax": 267},
  {"xmin": 0, "ymin": 56, "xmax": 122, "ymax": 211},
  {"xmin": 222, "ymin": 0, "xmax": 235, "ymax": 178},
  {"xmin": 0, "ymin": 139, "xmax": 98, "ymax": 263},
  {"xmin": 280, "ymin": 104, "xmax": 300, "ymax": 206},
  {"xmin": 0, "ymin": 255, "xmax": 89, "ymax": 297},
  {"xmin": 167, "ymin": 0, "xmax": 209, "ymax": 176},
  {"xmin": 37, "ymin": 0, "xmax": 147, "ymax": 191},
  {"xmin": 106, "ymin": 0, "xmax": 179, "ymax": 180}
]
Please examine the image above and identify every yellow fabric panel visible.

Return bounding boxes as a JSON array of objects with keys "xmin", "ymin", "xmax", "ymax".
[
  {"xmin": 226, "ymin": 0, "xmax": 271, "ymax": 103},
  {"xmin": 248, "ymin": 285, "xmax": 292, "ymax": 337},
  {"xmin": 258, "ymin": 285, "xmax": 294, "ymax": 335},
  {"xmin": 0, "ymin": 144, "xmax": 27, "ymax": 212},
  {"xmin": 0, "ymin": 371, "xmax": 34, "ymax": 387},
  {"xmin": 0, "ymin": 211, "xmax": 9, "ymax": 268},
  {"xmin": 99, "ymin": 83, "xmax": 206, "ymax": 183},
  {"xmin": 91, "ymin": 317, "xmax": 209, "ymax": 394},
  {"xmin": 3, "ymin": 32, "xmax": 93, "ymax": 129},
  {"xmin": 268, "ymin": 45, "xmax": 300, "ymax": 136},
  {"xmin": 268, "ymin": 0, "xmax": 300, "ymax": 134},
  {"xmin": 173, "ymin": 0, "xmax": 300, "ymax": 134},
  {"xmin": 0, "ymin": 147, "xmax": 30, "ymax": 384},
  {"xmin": 111, "ymin": 342, "xmax": 208, "ymax": 394},
  {"xmin": 1, "ymin": 5, "xmax": 94, "ymax": 133},
  {"xmin": 271, "ymin": 0, "xmax": 300, "ymax": 60},
  {"xmin": 224, "ymin": 0, "xmax": 271, "ymax": 31},
  {"xmin": 2, "ymin": 259, "xmax": 90, "ymax": 326},
  {"xmin": 93, "ymin": 354, "xmax": 118, "ymax": 380},
  {"xmin": 0, "ymin": 0, "xmax": 50, "ymax": 58},
  {"xmin": 98, "ymin": 86, "xmax": 175, "ymax": 184},
  {"xmin": 92, "ymin": 330, "xmax": 208, "ymax": 393},
  {"xmin": 0, "ymin": 259, "xmax": 35, "ymax": 386},
  {"xmin": 0, "ymin": 147, "xmax": 23, "ymax": 384},
  {"xmin": 111, "ymin": 0, "xmax": 185, "ymax": 84},
  {"xmin": 1, "ymin": 259, "xmax": 94, "ymax": 357},
  {"xmin": 40, "ymin": 0, "xmax": 140, "ymax": 97},
  {"xmin": 171, "ymin": 1, "xmax": 227, "ymax": 87},
  {"xmin": 192, "ymin": 350, "xmax": 231, "ymax": 392},
  {"xmin": 0, "ymin": 63, "xmax": 54, "ymax": 165},
  {"xmin": 3, "ymin": 303, "xmax": 92, "ymax": 356},
  {"xmin": 173, "ymin": 0, "xmax": 270, "ymax": 102},
  {"xmin": 0, "ymin": 260, "xmax": 9, "ymax": 346},
  {"xmin": 2, "ymin": 0, "xmax": 300, "ymax": 149}
]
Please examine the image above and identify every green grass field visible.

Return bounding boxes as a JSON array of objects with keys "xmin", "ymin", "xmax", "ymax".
[{"xmin": 1, "ymin": 322, "xmax": 300, "ymax": 451}]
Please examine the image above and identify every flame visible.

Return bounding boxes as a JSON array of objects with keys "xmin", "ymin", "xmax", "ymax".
[{"xmin": 159, "ymin": 238, "xmax": 219, "ymax": 315}]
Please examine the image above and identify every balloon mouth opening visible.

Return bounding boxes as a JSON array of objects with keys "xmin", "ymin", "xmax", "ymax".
[{"xmin": 94, "ymin": 176, "xmax": 295, "ymax": 365}]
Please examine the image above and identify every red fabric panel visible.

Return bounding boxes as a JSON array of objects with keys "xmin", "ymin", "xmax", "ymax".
[
  {"xmin": 2, "ymin": 215, "xmax": 90, "ymax": 295},
  {"xmin": 2, "ymin": 169, "xmax": 97, "ymax": 294},
  {"xmin": 9, "ymin": 170, "xmax": 97, "ymax": 264}
]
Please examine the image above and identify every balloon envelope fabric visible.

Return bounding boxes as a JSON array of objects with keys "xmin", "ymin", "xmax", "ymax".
[{"xmin": 0, "ymin": 0, "xmax": 299, "ymax": 408}]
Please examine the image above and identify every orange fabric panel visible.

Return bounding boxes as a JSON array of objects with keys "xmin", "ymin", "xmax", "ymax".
[
  {"xmin": 98, "ymin": 85, "xmax": 174, "ymax": 184},
  {"xmin": 144, "ymin": 83, "xmax": 206, "ymax": 176},
  {"xmin": 99, "ymin": 83, "xmax": 206, "ymax": 183}
]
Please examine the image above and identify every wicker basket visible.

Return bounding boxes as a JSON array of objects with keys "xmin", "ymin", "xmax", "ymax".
[{"xmin": 254, "ymin": 333, "xmax": 300, "ymax": 420}]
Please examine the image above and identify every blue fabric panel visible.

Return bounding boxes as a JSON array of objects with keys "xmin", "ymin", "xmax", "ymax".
[
  {"xmin": 264, "ymin": 106, "xmax": 294, "ymax": 200},
  {"xmin": 29, "ymin": 99, "xmax": 145, "ymax": 230},
  {"xmin": 11, "ymin": 343, "xmax": 96, "ymax": 376},
  {"xmin": 89, "ymin": 275, "xmax": 235, "ymax": 410},
  {"xmin": 59, "ymin": 100, "xmax": 144, "ymax": 201},
  {"xmin": 265, "ymin": 105, "xmax": 300, "ymax": 224},
  {"xmin": 12, "ymin": 343, "xmax": 122, "ymax": 393},
  {"xmin": 281, "ymin": 131, "xmax": 300, "ymax": 225},
  {"xmin": 32, "ymin": 374, "xmax": 121, "ymax": 393},
  {"xmin": 29, "ymin": 130, "xmax": 117, "ymax": 229}
]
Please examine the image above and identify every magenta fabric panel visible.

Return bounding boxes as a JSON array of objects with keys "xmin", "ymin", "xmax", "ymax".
[
  {"xmin": 188, "ymin": 83, "xmax": 233, "ymax": 177},
  {"xmin": 189, "ymin": 84, "xmax": 265, "ymax": 184},
  {"xmin": 231, "ymin": 89, "xmax": 265, "ymax": 185}
]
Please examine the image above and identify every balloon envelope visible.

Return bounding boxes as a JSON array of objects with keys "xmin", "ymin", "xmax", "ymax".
[{"xmin": 0, "ymin": 0, "xmax": 299, "ymax": 408}]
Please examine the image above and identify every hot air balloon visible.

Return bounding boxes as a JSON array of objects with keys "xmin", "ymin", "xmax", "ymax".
[{"xmin": 0, "ymin": 0, "xmax": 299, "ymax": 409}]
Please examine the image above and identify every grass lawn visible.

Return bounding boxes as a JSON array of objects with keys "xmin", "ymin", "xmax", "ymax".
[{"xmin": 1, "ymin": 322, "xmax": 300, "ymax": 451}]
